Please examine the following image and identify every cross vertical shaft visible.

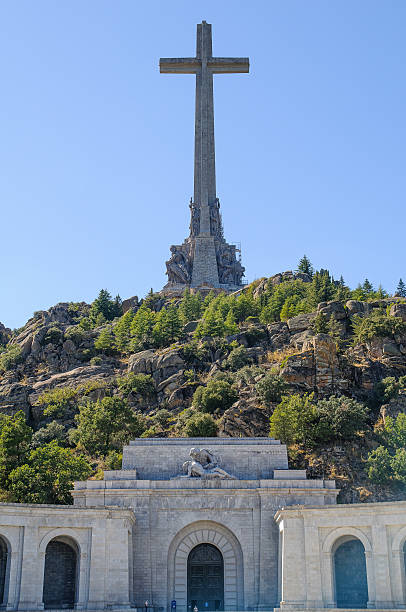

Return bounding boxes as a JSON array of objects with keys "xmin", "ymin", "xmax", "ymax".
[
  {"xmin": 160, "ymin": 21, "xmax": 249, "ymax": 238},
  {"xmin": 194, "ymin": 22, "xmax": 215, "ymax": 235}
]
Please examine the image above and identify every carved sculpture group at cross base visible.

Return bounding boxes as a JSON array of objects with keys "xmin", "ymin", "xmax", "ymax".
[{"xmin": 180, "ymin": 448, "xmax": 234, "ymax": 479}]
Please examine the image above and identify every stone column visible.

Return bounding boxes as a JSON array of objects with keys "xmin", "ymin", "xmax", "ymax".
[
  {"xmin": 87, "ymin": 525, "xmax": 107, "ymax": 610},
  {"xmin": 18, "ymin": 527, "xmax": 44, "ymax": 611},
  {"xmin": 303, "ymin": 522, "xmax": 324, "ymax": 608},
  {"xmin": 278, "ymin": 516, "xmax": 306, "ymax": 609},
  {"xmin": 6, "ymin": 528, "xmax": 24, "ymax": 611},
  {"xmin": 370, "ymin": 524, "xmax": 394, "ymax": 608},
  {"xmin": 104, "ymin": 518, "xmax": 132, "ymax": 609}
]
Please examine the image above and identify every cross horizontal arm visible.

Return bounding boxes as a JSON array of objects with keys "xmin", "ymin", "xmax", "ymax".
[
  {"xmin": 209, "ymin": 57, "xmax": 249, "ymax": 73},
  {"xmin": 160, "ymin": 58, "xmax": 200, "ymax": 74}
]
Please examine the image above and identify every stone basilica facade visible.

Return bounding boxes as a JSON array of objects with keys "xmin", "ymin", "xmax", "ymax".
[{"xmin": 0, "ymin": 437, "xmax": 405, "ymax": 612}]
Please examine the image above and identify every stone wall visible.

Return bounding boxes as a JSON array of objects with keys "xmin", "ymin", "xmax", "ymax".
[
  {"xmin": 0, "ymin": 503, "xmax": 135, "ymax": 611},
  {"xmin": 121, "ymin": 437, "xmax": 289, "ymax": 479},
  {"xmin": 275, "ymin": 501, "xmax": 406, "ymax": 610}
]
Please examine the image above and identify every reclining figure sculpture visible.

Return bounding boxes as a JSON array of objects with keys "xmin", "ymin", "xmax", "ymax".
[{"xmin": 181, "ymin": 447, "xmax": 234, "ymax": 479}]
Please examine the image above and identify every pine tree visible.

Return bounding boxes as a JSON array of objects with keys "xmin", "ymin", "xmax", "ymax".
[
  {"xmin": 312, "ymin": 312, "xmax": 329, "ymax": 334},
  {"xmin": 94, "ymin": 326, "xmax": 115, "ymax": 353},
  {"xmin": 90, "ymin": 289, "xmax": 120, "ymax": 322},
  {"xmin": 130, "ymin": 305, "xmax": 156, "ymax": 348},
  {"xmin": 224, "ymin": 309, "xmax": 238, "ymax": 335},
  {"xmin": 362, "ymin": 279, "xmax": 374, "ymax": 295},
  {"xmin": 114, "ymin": 310, "xmax": 134, "ymax": 353},
  {"xmin": 165, "ymin": 305, "xmax": 182, "ymax": 343},
  {"xmin": 396, "ymin": 278, "xmax": 406, "ymax": 297},
  {"xmin": 179, "ymin": 289, "xmax": 202, "ymax": 323},
  {"xmin": 297, "ymin": 255, "xmax": 314, "ymax": 277}
]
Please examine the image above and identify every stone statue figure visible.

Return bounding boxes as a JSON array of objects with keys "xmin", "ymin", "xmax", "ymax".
[
  {"xmin": 189, "ymin": 200, "xmax": 200, "ymax": 236},
  {"xmin": 216, "ymin": 245, "xmax": 245, "ymax": 286},
  {"xmin": 181, "ymin": 448, "xmax": 234, "ymax": 479},
  {"xmin": 166, "ymin": 246, "xmax": 191, "ymax": 284}
]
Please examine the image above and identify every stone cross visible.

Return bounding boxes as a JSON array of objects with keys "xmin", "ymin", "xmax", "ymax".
[{"xmin": 160, "ymin": 21, "xmax": 249, "ymax": 237}]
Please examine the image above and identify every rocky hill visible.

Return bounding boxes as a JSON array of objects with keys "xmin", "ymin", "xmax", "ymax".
[{"xmin": 1, "ymin": 270, "xmax": 406, "ymax": 504}]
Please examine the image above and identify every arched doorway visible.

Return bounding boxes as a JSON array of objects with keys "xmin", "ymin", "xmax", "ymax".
[
  {"xmin": 43, "ymin": 538, "xmax": 78, "ymax": 609},
  {"xmin": 187, "ymin": 544, "xmax": 224, "ymax": 611},
  {"xmin": 0, "ymin": 536, "xmax": 8, "ymax": 605},
  {"xmin": 334, "ymin": 538, "xmax": 368, "ymax": 608}
]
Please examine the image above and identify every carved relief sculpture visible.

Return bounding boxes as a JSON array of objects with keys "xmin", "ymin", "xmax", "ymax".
[{"xmin": 181, "ymin": 447, "xmax": 234, "ymax": 479}]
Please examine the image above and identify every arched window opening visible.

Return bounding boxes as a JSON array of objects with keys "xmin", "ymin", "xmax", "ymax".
[
  {"xmin": 334, "ymin": 538, "xmax": 368, "ymax": 609},
  {"xmin": 0, "ymin": 537, "xmax": 8, "ymax": 605},
  {"xmin": 43, "ymin": 538, "xmax": 78, "ymax": 609},
  {"xmin": 187, "ymin": 543, "xmax": 224, "ymax": 612}
]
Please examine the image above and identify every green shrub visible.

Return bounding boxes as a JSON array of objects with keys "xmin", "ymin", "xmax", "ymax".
[
  {"xmin": 117, "ymin": 373, "xmax": 155, "ymax": 397},
  {"xmin": 367, "ymin": 446, "xmax": 392, "ymax": 484},
  {"xmin": 0, "ymin": 345, "xmax": 23, "ymax": 372},
  {"xmin": 351, "ymin": 310, "xmax": 406, "ymax": 344},
  {"xmin": 234, "ymin": 365, "xmax": 263, "ymax": 385},
  {"xmin": 193, "ymin": 379, "xmax": 238, "ymax": 414},
  {"xmin": 44, "ymin": 326, "xmax": 63, "ymax": 344},
  {"xmin": 90, "ymin": 356, "xmax": 102, "ymax": 366},
  {"xmin": 64, "ymin": 326, "xmax": 86, "ymax": 345},
  {"xmin": 31, "ymin": 421, "xmax": 66, "ymax": 448},
  {"xmin": 375, "ymin": 376, "xmax": 406, "ymax": 405},
  {"xmin": 391, "ymin": 448, "xmax": 406, "ymax": 483},
  {"xmin": 154, "ymin": 409, "xmax": 172, "ymax": 428},
  {"xmin": 70, "ymin": 397, "xmax": 147, "ymax": 456},
  {"xmin": 256, "ymin": 373, "xmax": 287, "ymax": 404},
  {"xmin": 315, "ymin": 396, "xmax": 368, "ymax": 441},
  {"xmin": 8, "ymin": 441, "xmax": 92, "ymax": 504},
  {"xmin": 36, "ymin": 387, "xmax": 78, "ymax": 418},
  {"xmin": 104, "ymin": 450, "xmax": 123, "ymax": 471},
  {"xmin": 224, "ymin": 346, "xmax": 251, "ymax": 371},
  {"xmin": 366, "ymin": 413, "xmax": 406, "ymax": 485},
  {"xmin": 269, "ymin": 394, "xmax": 316, "ymax": 447},
  {"xmin": 383, "ymin": 413, "xmax": 406, "ymax": 450},
  {"xmin": 182, "ymin": 412, "xmax": 218, "ymax": 437},
  {"xmin": 0, "ymin": 411, "xmax": 32, "ymax": 485}
]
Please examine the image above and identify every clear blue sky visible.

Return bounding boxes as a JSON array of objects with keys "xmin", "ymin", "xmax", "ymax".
[{"xmin": 1, "ymin": 1, "xmax": 405, "ymax": 329}]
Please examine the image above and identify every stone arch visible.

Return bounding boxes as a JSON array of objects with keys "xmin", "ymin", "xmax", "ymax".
[
  {"xmin": 322, "ymin": 526, "xmax": 372, "ymax": 554},
  {"xmin": 392, "ymin": 525, "xmax": 406, "ymax": 553},
  {"xmin": 43, "ymin": 536, "xmax": 79, "ymax": 609},
  {"xmin": 0, "ymin": 534, "xmax": 10, "ymax": 606},
  {"xmin": 167, "ymin": 521, "xmax": 244, "ymax": 612},
  {"xmin": 39, "ymin": 528, "xmax": 82, "ymax": 555},
  {"xmin": 333, "ymin": 537, "xmax": 368, "ymax": 608}
]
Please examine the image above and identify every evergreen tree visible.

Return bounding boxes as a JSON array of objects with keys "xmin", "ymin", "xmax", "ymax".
[
  {"xmin": 90, "ymin": 289, "xmax": 121, "ymax": 322},
  {"xmin": 114, "ymin": 310, "xmax": 134, "ymax": 353},
  {"xmin": 179, "ymin": 289, "xmax": 202, "ymax": 323},
  {"xmin": 152, "ymin": 309, "xmax": 170, "ymax": 347},
  {"xmin": 165, "ymin": 305, "xmax": 183, "ymax": 343},
  {"xmin": 312, "ymin": 312, "xmax": 329, "ymax": 334},
  {"xmin": 297, "ymin": 255, "xmax": 314, "ymax": 277},
  {"xmin": 224, "ymin": 309, "xmax": 238, "ymax": 335},
  {"xmin": 195, "ymin": 305, "xmax": 225, "ymax": 338},
  {"xmin": 94, "ymin": 325, "xmax": 115, "ymax": 353},
  {"xmin": 396, "ymin": 278, "xmax": 406, "ymax": 297},
  {"xmin": 362, "ymin": 279, "xmax": 374, "ymax": 295},
  {"xmin": 130, "ymin": 305, "xmax": 156, "ymax": 348}
]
